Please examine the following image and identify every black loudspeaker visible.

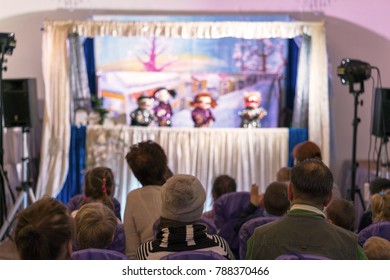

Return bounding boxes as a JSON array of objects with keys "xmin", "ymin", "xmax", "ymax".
[
  {"xmin": 2, "ymin": 78, "xmax": 38, "ymax": 128},
  {"xmin": 371, "ymin": 87, "xmax": 390, "ymax": 137}
]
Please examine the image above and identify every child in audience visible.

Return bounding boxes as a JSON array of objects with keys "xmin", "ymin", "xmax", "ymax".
[
  {"xmin": 14, "ymin": 197, "xmax": 74, "ymax": 260},
  {"xmin": 276, "ymin": 166, "xmax": 291, "ymax": 182},
  {"xmin": 233, "ymin": 181, "xmax": 290, "ymax": 232},
  {"xmin": 75, "ymin": 202, "xmax": 117, "ymax": 250},
  {"xmin": 371, "ymin": 189, "xmax": 390, "ymax": 223},
  {"xmin": 358, "ymin": 178, "xmax": 390, "ymax": 231},
  {"xmin": 325, "ymin": 199, "xmax": 355, "ymax": 231},
  {"xmin": 203, "ymin": 175, "xmax": 237, "ymax": 220},
  {"xmin": 363, "ymin": 236, "xmax": 390, "ymax": 260},
  {"xmin": 67, "ymin": 166, "xmax": 121, "ymax": 220}
]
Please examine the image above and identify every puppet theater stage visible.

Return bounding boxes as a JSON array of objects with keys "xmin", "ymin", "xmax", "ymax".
[{"xmin": 34, "ymin": 17, "xmax": 330, "ymax": 216}]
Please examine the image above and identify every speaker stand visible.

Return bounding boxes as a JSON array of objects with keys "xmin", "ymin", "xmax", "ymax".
[{"xmin": 0, "ymin": 128, "xmax": 36, "ymax": 241}]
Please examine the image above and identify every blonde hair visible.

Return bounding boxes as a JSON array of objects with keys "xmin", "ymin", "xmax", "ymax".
[
  {"xmin": 363, "ymin": 236, "xmax": 390, "ymax": 260},
  {"xmin": 75, "ymin": 202, "xmax": 117, "ymax": 250},
  {"xmin": 371, "ymin": 190, "xmax": 390, "ymax": 222}
]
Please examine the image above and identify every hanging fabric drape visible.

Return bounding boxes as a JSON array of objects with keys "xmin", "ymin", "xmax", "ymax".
[{"xmin": 38, "ymin": 19, "xmax": 330, "ymax": 199}]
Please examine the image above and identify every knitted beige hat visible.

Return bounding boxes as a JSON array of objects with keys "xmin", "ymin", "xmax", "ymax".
[{"xmin": 161, "ymin": 174, "xmax": 206, "ymax": 223}]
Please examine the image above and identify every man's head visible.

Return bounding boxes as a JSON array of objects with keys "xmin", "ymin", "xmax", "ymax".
[
  {"xmin": 292, "ymin": 141, "xmax": 322, "ymax": 165},
  {"xmin": 161, "ymin": 174, "xmax": 206, "ymax": 223},
  {"xmin": 125, "ymin": 140, "xmax": 168, "ymax": 186},
  {"xmin": 289, "ymin": 159, "xmax": 333, "ymax": 207}
]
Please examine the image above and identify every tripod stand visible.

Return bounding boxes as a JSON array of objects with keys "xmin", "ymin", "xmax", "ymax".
[
  {"xmin": 0, "ymin": 127, "xmax": 36, "ymax": 240},
  {"xmin": 349, "ymin": 82, "xmax": 366, "ymax": 211}
]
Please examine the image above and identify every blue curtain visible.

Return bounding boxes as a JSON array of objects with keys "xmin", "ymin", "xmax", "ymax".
[
  {"xmin": 288, "ymin": 128, "xmax": 309, "ymax": 167},
  {"xmin": 57, "ymin": 125, "xmax": 86, "ymax": 204},
  {"xmin": 83, "ymin": 38, "xmax": 96, "ymax": 97}
]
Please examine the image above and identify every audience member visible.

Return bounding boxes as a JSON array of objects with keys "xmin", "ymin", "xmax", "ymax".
[
  {"xmin": 246, "ymin": 159, "xmax": 367, "ymax": 260},
  {"xmin": 123, "ymin": 140, "xmax": 169, "ymax": 259},
  {"xmin": 276, "ymin": 166, "xmax": 291, "ymax": 182},
  {"xmin": 371, "ymin": 189, "xmax": 390, "ymax": 222},
  {"xmin": 67, "ymin": 166, "xmax": 121, "ymax": 220},
  {"xmin": 325, "ymin": 199, "xmax": 355, "ymax": 231},
  {"xmin": 363, "ymin": 236, "xmax": 390, "ymax": 260},
  {"xmin": 135, "ymin": 174, "xmax": 235, "ymax": 260},
  {"xmin": 233, "ymin": 181, "xmax": 290, "ymax": 232},
  {"xmin": 292, "ymin": 140, "xmax": 341, "ymax": 199},
  {"xmin": 358, "ymin": 178, "xmax": 390, "ymax": 231},
  {"xmin": 14, "ymin": 197, "xmax": 74, "ymax": 260},
  {"xmin": 75, "ymin": 202, "xmax": 117, "ymax": 250},
  {"xmin": 203, "ymin": 174, "xmax": 237, "ymax": 220}
]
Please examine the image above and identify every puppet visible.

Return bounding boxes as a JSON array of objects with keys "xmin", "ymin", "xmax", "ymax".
[
  {"xmin": 130, "ymin": 94, "xmax": 155, "ymax": 126},
  {"xmin": 153, "ymin": 87, "xmax": 177, "ymax": 127},
  {"xmin": 239, "ymin": 91, "xmax": 267, "ymax": 128},
  {"xmin": 190, "ymin": 93, "xmax": 217, "ymax": 128}
]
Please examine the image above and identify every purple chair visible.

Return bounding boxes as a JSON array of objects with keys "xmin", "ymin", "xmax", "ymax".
[
  {"xmin": 358, "ymin": 221, "xmax": 390, "ymax": 246},
  {"xmin": 213, "ymin": 192, "xmax": 262, "ymax": 259},
  {"xmin": 238, "ymin": 216, "xmax": 279, "ymax": 259},
  {"xmin": 72, "ymin": 248, "xmax": 128, "ymax": 260},
  {"xmin": 160, "ymin": 250, "xmax": 227, "ymax": 260},
  {"xmin": 275, "ymin": 252, "xmax": 330, "ymax": 260}
]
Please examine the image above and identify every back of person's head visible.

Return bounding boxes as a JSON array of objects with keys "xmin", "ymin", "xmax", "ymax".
[
  {"xmin": 292, "ymin": 141, "xmax": 322, "ymax": 164},
  {"xmin": 211, "ymin": 175, "xmax": 237, "ymax": 201},
  {"xmin": 14, "ymin": 197, "xmax": 74, "ymax": 260},
  {"xmin": 371, "ymin": 189, "xmax": 390, "ymax": 222},
  {"xmin": 75, "ymin": 202, "xmax": 117, "ymax": 250},
  {"xmin": 369, "ymin": 178, "xmax": 390, "ymax": 195},
  {"xmin": 290, "ymin": 159, "xmax": 333, "ymax": 205},
  {"xmin": 276, "ymin": 167, "xmax": 291, "ymax": 182},
  {"xmin": 363, "ymin": 236, "xmax": 390, "ymax": 260},
  {"xmin": 83, "ymin": 166, "xmax": 115, "ymax": 210},
  {"xmin": 325, "ymin": 199, "xmax": 355, "ymax": 231},
  {"xmin": 125, "ymin": 140, "xmax": 168, "ymax": 186},
  {"xmin": 264, "ymin": 181, "xmax": 290, "ymax": 216},
  {"xmin": 161, "ymin": 174, "xmax": 206, "ymax": 223}
]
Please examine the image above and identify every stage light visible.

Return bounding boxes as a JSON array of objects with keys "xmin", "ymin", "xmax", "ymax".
[
  {"xmin": 337, "ymin": 58, "xmax": 371, "ymax": 85},
  {"xmin": 0, "ymin": 32, "xmax": 16, "ymax": 55}
]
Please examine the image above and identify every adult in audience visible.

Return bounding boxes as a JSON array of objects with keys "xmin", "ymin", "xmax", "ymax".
[
  {"xmin": 358, "ymin": 177, "xmax": 390, "ymax": 232},
  {"xmin": 292, "ymin": 140, "xmax": 341, "ymax": 199},
  {"xmin": 123, "ymin": 140, "xmax": 169, "ymax": 259},
  {"xmin": 246, "ymin": 159, "xmax": 367, "ymax": 260},
  {"xmin": 14, "ymin": 197, "xmax": 74, "ymax": 260},
  {"xmin": 203, "ymin": 174, "xmax": 237, "ymax": 220},
  {"xmin": 325, "ymin": 199, "xmax": 355, "ymax": 231},
  {"xmin": 67, "ymin": 166, "xmax": 121, "ymax": 220},
  {"xmin": 136, "ymin": 174, "xmax": 235, "ymax": 260}
]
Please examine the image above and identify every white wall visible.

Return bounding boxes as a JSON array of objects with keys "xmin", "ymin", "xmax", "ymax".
[{"xmin": 1, "ymin": 0, "xmax": 390, "ymax": 191}]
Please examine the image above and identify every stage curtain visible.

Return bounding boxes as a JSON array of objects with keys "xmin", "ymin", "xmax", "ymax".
[
  {"xmin": 85, "ymin": 125, "xmax": 289, "ymax": 216},
  {"xmin": 39, "ymin": 19, "xmax": 329, "ymax": 198},
  {"xmin": 57, "ymin": 125, "xmax": 87, "ymax": 204}
]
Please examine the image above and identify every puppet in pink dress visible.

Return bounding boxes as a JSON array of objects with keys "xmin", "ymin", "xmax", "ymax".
[
  {"xmin": 191, "ymin": 93, "xmax": 217, "ymax": 128},
  {"xmin": 153, "ymin": 87, "xmax": 177, "ymax": 127}
]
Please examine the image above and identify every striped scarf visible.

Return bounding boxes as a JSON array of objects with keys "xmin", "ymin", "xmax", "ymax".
[{"xmin": 136, "ymin": 223, "xmax": 235, "ymax": 260}]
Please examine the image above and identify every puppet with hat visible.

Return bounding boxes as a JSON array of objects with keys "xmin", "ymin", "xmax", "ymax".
[{"xmin": 130, "ymin": 94, "xmax": 155, "ymax": 126}]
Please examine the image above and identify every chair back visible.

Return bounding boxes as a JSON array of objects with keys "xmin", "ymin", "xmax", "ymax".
[
  {"xmin": 238, "ymin": 216, "xmax": 279, "ymax": 259},
  {"xmin": 275, "ymin": 252, "xmax": 330, "ymax": 260},
  {"xmin": 106, "ymin": 223, "xmax": 126, "ymax": 254},
  {"xmin": 72, "ymin": 248, "xmax": 128, "ymax": 260},
  {"xmin": 358, "ymin": 221, "xmax": 390, "ymax": 246},
  {"xmin": 160, "ymin": 250, "xmax": 226, "ymax": 260},
  {"xmin": 213, "ymin": 192, "xmax": 261, "ymax": 258}
]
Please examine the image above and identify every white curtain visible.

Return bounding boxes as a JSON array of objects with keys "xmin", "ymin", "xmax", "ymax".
[
  {"xmin": 86, "ymin": 125, "xmax": 289, "ymax": 215},
  {"xmin": 38, "ymin": 19, "xmax": 330, "ymax": 198}
]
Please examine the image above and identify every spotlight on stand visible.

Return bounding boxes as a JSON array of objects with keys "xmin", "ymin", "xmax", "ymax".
[
  {"xmin": 337, "ymin": 58, "xmax": 372, "ymax": 93},
  {"xmin": 337, "ymin": 58, "xmax": 373, "ymax": 210},
  {"xmin": 0, "ymin": 33, "xmax": 16, "ymax": 55}
]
